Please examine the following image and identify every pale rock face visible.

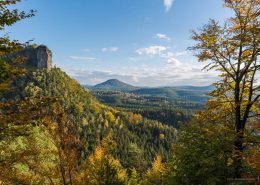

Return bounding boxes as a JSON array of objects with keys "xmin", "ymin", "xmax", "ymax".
[
  {"xmin": 5, "ymin": 45, "xmax": 52, "ymax": 70},
  {"xmin": 35, "ymin": 45, "xmax": 52, "ymax": 69}
]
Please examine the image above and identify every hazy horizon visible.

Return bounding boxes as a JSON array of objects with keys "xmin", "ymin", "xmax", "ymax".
[{"xmin": 83, "ymin": 78, "xmax": 214, "ymax": 88}]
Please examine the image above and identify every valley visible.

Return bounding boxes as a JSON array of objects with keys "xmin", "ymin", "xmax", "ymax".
[{"xmin": 86, "ymin": 79, "xmax": 213, "ymax": 127}]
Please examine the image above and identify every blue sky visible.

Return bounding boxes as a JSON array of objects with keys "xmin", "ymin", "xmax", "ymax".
[{"xmin": 6, "ymin": 0, "xmax": 232, "ymax": 86}]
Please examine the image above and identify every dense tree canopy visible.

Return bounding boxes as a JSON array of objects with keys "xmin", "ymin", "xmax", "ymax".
[{"xmin": 190, "ymin": 0, "xmax": 259, "ymax": 178}]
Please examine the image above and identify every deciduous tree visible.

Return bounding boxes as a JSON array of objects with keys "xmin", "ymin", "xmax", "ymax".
[
  {"xmin": 190, "ymin": 0, "xmax": 259, "ymax": 177},
  {"xmin": 85, "ymin": 134, "xmax": 127, "ymax": 185},
  {"xmin": 143, "ymin": 155, "xmax": 168, "ymax": 185}
]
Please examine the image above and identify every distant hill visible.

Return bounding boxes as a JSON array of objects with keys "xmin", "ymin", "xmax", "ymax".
[
  {"xmin": 92, "ymin": 79, "xmax": 139, "ymax": 91},
  {"xmin": 131, "ymin": 86, "xmax": 214, "ymax": 103},
  {"xmin": 88, "ymin": 79, "xmax": 213, "ymax": 105},
  {"xmin": 88, "ymin": 79, "xmax": 213, "ymax": 93},
  {"xmin": 170, "ymin": 85, "xmax": 215, "ymax": 92}
]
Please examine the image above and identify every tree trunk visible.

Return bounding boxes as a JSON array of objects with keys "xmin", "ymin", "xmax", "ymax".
[
  {"xmin": 60, "ymin": 162, "xmax": 67, "ymax": 185},
  {"xmin": 234, "ymin": 130, "xmax": 244, "ymax": 178},
  {"xmin": 233, "ymin": 82, "xmax": 244, "ymax": 178}
]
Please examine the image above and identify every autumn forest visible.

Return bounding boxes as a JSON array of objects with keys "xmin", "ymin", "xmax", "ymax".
[{"xmin": 0, "ymin": 0, "xmax": 259, "ymax": 184}]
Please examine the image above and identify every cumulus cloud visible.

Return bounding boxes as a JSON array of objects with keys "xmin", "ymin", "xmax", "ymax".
[
  {"xmin": 136, "ymin": 46, "xmax": 187, "ymax": 69},
  {"xmin": 136, "ymin": 45, "xmax": 167, "ymax": 56},
  {"xmin": 101, "ymin": 47, "xmax": 119, "ymax": 52},
  {"xmin": 155, "ymin": 33, "xmax": 171, "ymax": 41},
  {"xmin": 70, "ymin": 56, "xmax": 96, "ymax": 61},
  {"xmin": 164, "ymin": 0, "xmax": 174, "ymax": 12}
]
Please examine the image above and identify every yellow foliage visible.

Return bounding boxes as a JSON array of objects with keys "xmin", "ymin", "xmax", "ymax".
[
  {"xmin": 89, "ymin": 146, "xmax": 104, "ymax": 163},
  {"xmin": 105, "ymin": 111, "xmax": 116, "ymax": 123},
  {"xmin": 0, "ymin": 126, "xmax": 60, "ymax": 184},
  {"xmin": 128, "ymin": 112, "xmax": 143, "ymax": 124},
  {"xmin": 75, "ymin": 102, "xmax": 84, "ymax": 113},
  {"xmin": 86, "ymin": 142, "xmax": 127, "ymax": 184},
  {"xmin": 159, "ymin": 133, "xmax": 165, "ymax": 140},
  {"xmin": 144, "ymin": 155, "xmax": 167, "ymax": 184},
  {"xmin": 82, "ymin": 117, "xmax": 88, "ymax": 126},
  {"xmin": 91, "ymin": 102, "xmax": 101, "ymax": 113},
  {"xmin": 152, "ymin": 155, "xmax": 166, "ymax": 173},
  {"xmin": 104, "ymin": 120, "xmax": 109, "ymax": 128}
]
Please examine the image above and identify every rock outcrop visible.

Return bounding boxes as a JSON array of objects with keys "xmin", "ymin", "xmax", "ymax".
[{"xmin": 5, "ymin": 45, "xmax": 52, "ymax": 70}]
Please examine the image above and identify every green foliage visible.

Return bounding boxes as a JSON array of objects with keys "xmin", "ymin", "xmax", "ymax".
[
  {"xmin": 127, "ymin": 168, "xmax": 140, "ymax": 185},
  {"xmin": 0, "ymin": 0, "xmax": 35, "ymax": 56},
  {"xmin": 85, "ymin": 134, "xmax": 128, "ymax": 185},
  {"xmin": 0, "ymin": 99, "xmax": 60, "ymax": 184},
  {"xmin": 168, "ymin": 122, "xmax": 235, "ymax": 185},
  {"xmin": 0, "ymin": 59, "xmax": 11, "ymax": 83},
  {"xmin": 190, "ymin": 0, "xmax": 259, "ymax": 178},
  {"xmin": 92, "ymin": 90, "xmax": 205, "ymax": 128},
  {"xmin": 0, "ymin": 0, "xmax": 35, "ymax": 93},
  {"xmin": 142, "ymin": 155, "xmax": 168, "ymax": 185},
  {"xmin": 3, "ymin": 67, "xmax": 176, "ymax": 177}
]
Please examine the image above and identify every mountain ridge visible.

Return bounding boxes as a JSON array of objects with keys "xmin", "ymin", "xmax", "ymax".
[
  {"xmin": 86, "ymin": 79, "xmax": 214, "ymax": 97},
  {"xmin": 87, "ymin": 79, "xmax": 214, "ymax": 91}
]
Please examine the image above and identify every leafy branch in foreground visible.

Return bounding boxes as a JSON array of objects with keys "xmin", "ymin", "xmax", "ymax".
[{"xmin": 0, "ymin": 0, "xmax": 35, "ymax": 55}]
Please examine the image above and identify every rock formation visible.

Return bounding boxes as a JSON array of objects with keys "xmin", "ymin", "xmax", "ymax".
[{"xmin": 5, "ymin": 45, "xmax": 52, "ymax": 70}]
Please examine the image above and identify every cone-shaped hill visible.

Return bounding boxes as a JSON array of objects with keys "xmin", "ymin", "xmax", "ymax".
[{"xmin": 93, "ymin": 79, "xmax": 139, "ymax": 91}]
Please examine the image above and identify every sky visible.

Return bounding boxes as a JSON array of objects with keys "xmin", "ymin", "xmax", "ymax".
[{"xmin": 6, "ymin": 0, "xmax": 233, "ymax": 87}]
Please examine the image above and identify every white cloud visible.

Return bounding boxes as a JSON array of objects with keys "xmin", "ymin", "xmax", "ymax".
[
  {"xmin": 159, "ymin": 51, "xmax": 183, "ymax": 67},
  {"xmin": 70, "ymin": 56, "xmax": 96, "ymax": 61},
  {"xmin": 155, "ymin": 33, "xmax": 171, "ymax": 41},
  {"xmin": 166, "ymin": 57, "xmax": 182, "ymax": 66},
  {"xmin": 164, "ymin": 0, "xmax": 174, "ymax": 11},
  {"xmin": 136, "ymin": 46, "xmax": 187, "ymax": 69},
  {"xmin": 132, "ymin": 75, "xmax": 139, "ymax": 83},
  {"xmin": 136, "ymin": 45, "xmax": 167, "ymax": 56},
  {"xmin": 101, "ymin": 47, "xmax": 119, "ymax": 52}
]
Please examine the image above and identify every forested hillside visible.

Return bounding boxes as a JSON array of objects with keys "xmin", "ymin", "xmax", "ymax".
[
  {"xmin": 1, "ymin": 67, "xmax": 176, "ymax": 183},
  {"xmin": 92, "ymin": 90, "xmax": 193, "ymax": 128},
  {"xmin": 90, "ymin": 87, "xmax": 210, "ymax": 128}
]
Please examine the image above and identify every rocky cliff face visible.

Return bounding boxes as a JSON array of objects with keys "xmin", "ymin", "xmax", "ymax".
[
  {"xmin": 6, "ymin": 45, "xmax": 52, "ymax": 70},
  {"xmin": 34, "ymin": 45, "xmax": 52, "ymax": 69}
]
